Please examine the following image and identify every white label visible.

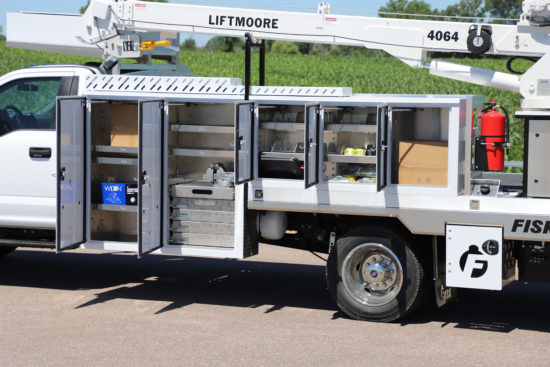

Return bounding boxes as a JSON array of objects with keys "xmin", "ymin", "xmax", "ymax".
[{"xmin": 538, "ymin": 79, "xmax": 550, "ymax": 96}]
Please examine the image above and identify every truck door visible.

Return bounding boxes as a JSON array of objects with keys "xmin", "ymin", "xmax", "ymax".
[
  {"xmin": 376, "ymin": 104, "xmax": 389, "ymax": 192},
  {"xmin": 305, "ymin": 104, "xmax": 321, "ymax": 188},
  {"xmin": 235, "ymin": 102, "xmax": 255, "ymax": 185},
  {"xmin": 56, "ymin": 97, "xmax": 86, "ymax": 251},
  {"xmin": 0, "ymin": 77, "xmax": 66, "ymax": 231},
  {"xmin": 138, "ymin": 100, "xmax": 164, "ymax": 256}
]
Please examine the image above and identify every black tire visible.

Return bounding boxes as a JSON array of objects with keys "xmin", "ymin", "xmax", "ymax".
[
  {"xmin": 467, "ymin": 29, "xmax": 491, "ymax": 55},
  {"xmin": 0, "ymin": 246, "xmax": 16, "ymax": 257},
  {"xmin": 327, "ymin": 225, "xmax": 426, "ymax": 322}
]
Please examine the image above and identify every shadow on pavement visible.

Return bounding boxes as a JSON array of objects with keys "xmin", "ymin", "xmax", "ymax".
[
  {"xmin": 1, "ymin": 249, "xmax": 549, "ymax": 333},
  {"xmin": 402, "ymin": 281, "xmax": 550, "ymax": 333},
  {"xmin": 0, "ymin": 249, "xmax": 334, "ymax": 314}
]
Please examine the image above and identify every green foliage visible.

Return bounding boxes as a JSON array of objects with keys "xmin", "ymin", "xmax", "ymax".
[
  {"xmin": 378, "ymin": 0, "xmax": 522, "ymax": 21},
  {"xmin": 80, "ymin": 1, "xmax": 89, "ymax": 14},
  {"xmin": 379, "ymin": 0, "xmax": 440, "ymax": 19},
  {"xmin": 329, "ymin": 46, "xmax": 354, "ymax": 56},
  {"xmin": 0, "ymin": 26, "xmax": 4, "ymax": 42},
  {"xmin": 0, "ymin": 42, "xmax": 101, "ymax": 77},
  {"xmin": 484, "ymin": 0, "xmax": 522, "ymax": 22},
  {"xmin": 309, "ymin": 44, "xmax": 331, "ymax": 55},
  {"xmin": 295, "ymin": 42, "xmax": 311, "ymax": 55},
  {"xmin": 264, "ymin": 40, "xmax": 275, "ymax": 52},
  {"xmin": 270, "ymin": 41, "xmax": 300, "ymax": 55},
  {"xmin": 205, "ymin": 37, "xmax": 244, "ymax": 52},
  {"xmin": 181, "ymin": 38, "xmax": 197, "ymax": 50},
  {"xmin": 441, "ymin": 0, "xmax": 484, "ymax": 19}
]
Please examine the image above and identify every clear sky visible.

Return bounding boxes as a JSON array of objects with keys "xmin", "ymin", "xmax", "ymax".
[{"xmin": 0, "ymin": 0, "xmax": 460, "ymax": 46}]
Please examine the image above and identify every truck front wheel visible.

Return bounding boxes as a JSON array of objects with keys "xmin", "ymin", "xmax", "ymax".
[{"xmin": 327, "ymin": 226, "xmax": 426, "ymax": 322}]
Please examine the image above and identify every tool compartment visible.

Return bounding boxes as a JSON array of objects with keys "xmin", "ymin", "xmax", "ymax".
[
  {"xmin": 166, "ymin": 102, "xmax": 238, "ymax": 250},
  {"xmin": 89, "ymin": 101, "xmax": 139, "ymax": 243}
]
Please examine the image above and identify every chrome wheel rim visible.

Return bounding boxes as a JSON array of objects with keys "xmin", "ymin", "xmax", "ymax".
[{"xmin": 342, "ymin": 243, "xmax": 403, "ymax": 307}]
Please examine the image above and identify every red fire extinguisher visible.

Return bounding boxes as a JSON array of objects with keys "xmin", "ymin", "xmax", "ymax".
[{"xmin": 480, "ymin": 98, "xmax": 509, "ymax": 171}]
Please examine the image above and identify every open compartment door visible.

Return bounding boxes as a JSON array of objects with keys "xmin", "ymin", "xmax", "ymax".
[
  {"xmin": 235, "ymin": 102, "xmax": 255, "ymax": 185},
  {"xmin": 376, "ymin": 104, "xmax": 389, "ymax": 192},
  {"xmin": 138, "ymin": 100, "xmax": 164, "ymax": 256},
  {"xmin": 305, "ymin": 104, "xmax": 321, "ymax": 188},
  {"xmin": 56, "ymin": 97, "xmax": 86, "ymax": 252}
]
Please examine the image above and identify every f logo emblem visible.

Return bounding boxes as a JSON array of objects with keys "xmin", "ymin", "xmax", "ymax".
[{"xmin": 459, "ymin": 245, "xmax": 488, "ymax": 278}]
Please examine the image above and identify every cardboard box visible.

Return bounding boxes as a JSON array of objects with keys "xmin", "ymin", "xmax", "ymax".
[
  {"xmin": 398, "ymin": 141, "xmax": 448, "ymax": 186},
  {"xmin": 110, "ymin": 104, "xmax": 138, "ymax": 147}
]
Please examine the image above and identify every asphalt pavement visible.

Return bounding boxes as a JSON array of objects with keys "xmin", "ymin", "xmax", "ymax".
[{"xmin": 0, "ymin": 245, "xmax": 549, "ymax": 366}]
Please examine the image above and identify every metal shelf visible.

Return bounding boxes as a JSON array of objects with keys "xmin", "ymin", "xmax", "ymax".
[
  {"xmin": 171, "ymin": 124, "xmax": 233, "ymax": 134},
  {"xmin": 95, "ymin": 157, "xmax": 138, "ymax": 165},
  {"xmin": 172, "ymin": 148, "xmax": 234, "ymax": 158},
  {"xmin": 260, "ymin": 122, "xmax": 304, "ymax": 131},
  {"xmin": 325, "ymin": 124, "xmax": 376, "ymax": 133},
  {"xmin": 326, "ymin": 154, "xmax": 376, "ymax": 164},
  {"xmin": 261, "ymin": 152, "xmax": 305, "ymax": 161},
  {"xmin": 261, "ymin": 152, "xmax": 376, "ymax": 164},
  {"xmin": 94, "ymin": 145, "xmax": 138, "ymax": 156},
  {"xmin": 259, "ymin": 123, "xmax": 375, "ymax": 133},
  {"xmin": 93, "ymin": 204, "xmax": 138, "ymax": 213},
  {"xmin": 169, "ymin": 233, "xmax": 234, "ymax": 248}
]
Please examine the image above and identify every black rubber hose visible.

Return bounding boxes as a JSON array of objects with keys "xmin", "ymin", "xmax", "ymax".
[
  {"xmin": 506, "ymin": 56, "xmax": 539, "ymax": 75},
  {"xmin": 497, "ymin": 104, "xmax": 510, "ymax": 153}
]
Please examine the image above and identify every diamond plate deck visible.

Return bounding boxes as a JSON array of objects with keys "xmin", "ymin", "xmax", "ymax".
[{"xmin": 84, "ymin": 75, "xmax": 352, "ymax": 97}]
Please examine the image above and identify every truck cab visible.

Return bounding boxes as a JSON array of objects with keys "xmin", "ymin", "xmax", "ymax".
[{"xmin": 0, "ymin": 65, "xmax": 99, "ymax": 248}]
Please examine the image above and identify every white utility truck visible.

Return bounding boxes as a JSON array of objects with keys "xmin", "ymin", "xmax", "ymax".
[{"xmin": 1, "ymin": 0, "xmax": 550, "ymax": 322}]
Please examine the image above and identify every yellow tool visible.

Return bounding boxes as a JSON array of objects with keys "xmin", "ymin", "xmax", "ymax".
[
  {"xmin": 140, "ymin": 40, "xmax": 172, "ymax": 51},
  {"xmin": 343, "ymin": 147, "xmax": 354, "ymax": 156}
]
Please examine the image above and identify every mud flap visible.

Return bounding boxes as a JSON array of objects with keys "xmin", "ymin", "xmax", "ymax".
[{"xmin": 433, "ymin": 236, "xmax": 457, "ymax": 307}]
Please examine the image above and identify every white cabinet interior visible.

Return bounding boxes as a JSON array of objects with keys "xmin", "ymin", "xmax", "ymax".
[
  {"xmin": 167, "ymin": 103, "xmax": 236, "ymax": 249},
  {"xmin": 322, "ymin": 106, "xmax": 377, "ymax": 183},
  {"xmin": 89, "ymin": 102, "xmax": 139, "ymax": 242}
]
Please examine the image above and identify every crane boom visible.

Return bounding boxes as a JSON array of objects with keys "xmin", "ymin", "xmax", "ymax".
[{"xmin": 80, "ymin": 0, "xmax": 547, "ymax": 67}]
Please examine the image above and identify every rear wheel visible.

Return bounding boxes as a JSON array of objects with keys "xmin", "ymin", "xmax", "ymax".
[
  {"xmin": 327, "ymin": 225, "xmax": 426, "ymax": 322},
  {"xmin": 0, "ymin": 246, "xmax": 16, "ymax": 257}
]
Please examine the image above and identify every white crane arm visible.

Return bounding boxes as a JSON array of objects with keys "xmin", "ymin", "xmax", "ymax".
[{"xmin": 81, "ymin": 0, "xmax": 549, "ymax": 68}]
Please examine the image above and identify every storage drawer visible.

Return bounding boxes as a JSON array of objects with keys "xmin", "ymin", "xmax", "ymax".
[
  {"xmin": 171, "ymin": 184, "xmax": 234, "ymax": 200},
  {"xmin": 172, "ymin": 209, "xmax": 234, "ymax": 224},
  {"xmin": 171, "ymin": 197, "xmax": 235, "ymax": 212},
  {"xmin": 169, "ymin": 233, "xmax": 234, "ymax": 248},
  {"xmin": 172, "ymin": 221, "xmax": 234, "ymax": 235}
]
